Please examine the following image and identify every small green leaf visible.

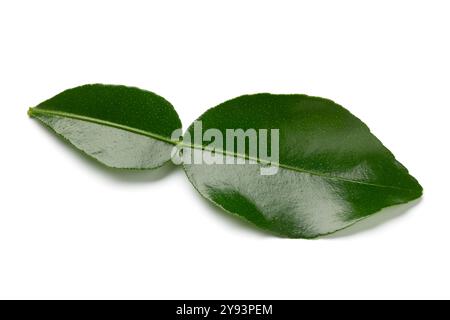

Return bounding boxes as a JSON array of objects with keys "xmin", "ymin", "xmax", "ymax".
[
  {"xmin": 182, "ymin": 94, "xmax": 422, "ymax": 238},
  {"xmin": 28, "ymin": 84, "xmax": 181, "ymax": 169}
]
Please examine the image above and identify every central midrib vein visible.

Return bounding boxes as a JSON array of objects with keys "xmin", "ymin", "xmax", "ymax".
[
  {"xmin": 29, "ymin": 108, "xmax": 179, "ymax": 145},
  {"xmin": 179, "ymin": 143, "xmax": 412, "ymax": 191},
  {"xmin": 30, "ymin": 108, "xmax": 413, "ymax": 191}
]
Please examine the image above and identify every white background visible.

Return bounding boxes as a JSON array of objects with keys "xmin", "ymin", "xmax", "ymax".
[{"xmin": 0, "ymin": 0, "xmax": 449, "ymax": 299}]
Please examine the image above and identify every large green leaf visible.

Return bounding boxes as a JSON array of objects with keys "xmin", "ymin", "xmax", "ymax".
[
  {"xmin": 28, "ymin": 84, "xmax": 181, "ymax": 169},
  {"xmin": 182, "ymin": 94, "xmax": 422, "ymax": 238}
]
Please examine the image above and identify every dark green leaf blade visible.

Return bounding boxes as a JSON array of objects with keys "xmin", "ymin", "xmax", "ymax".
[
  {"xmin": 182, "ymin": 94, "xmax": 422, "ymax": 238},
  {"xmin": 28, "ymin": 84, "xmax": 181, "ymax": 169}
]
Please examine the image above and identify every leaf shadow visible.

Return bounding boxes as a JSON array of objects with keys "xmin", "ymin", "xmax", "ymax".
[
  {"xmin": 199, "ymin": 198, "xmax": 273, "ymax": 238},
  {"xmin": 322, "ymin": 197, "xmax": 423, "ymax": 239},
  {"xmin": 182, "ymin": 177, "xmax": 271, "ymax": 238},
  {"xmin": 31, "ymin": 119, "xmax": 177, "ymax": 183}
]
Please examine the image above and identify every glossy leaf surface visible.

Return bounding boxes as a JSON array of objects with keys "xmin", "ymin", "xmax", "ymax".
[
  {"xmin": 183, "ymin": 94, "xmax": 422, "ymax": 238},
  {"xmin": 28, "ymin": 84, "xmax": 181, "ymax": 169}
]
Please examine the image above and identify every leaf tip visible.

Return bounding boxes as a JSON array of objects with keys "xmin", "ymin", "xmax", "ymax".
[{"xmin": 27, "ymin": 107, "xmax": 35, "ymax": 117}]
